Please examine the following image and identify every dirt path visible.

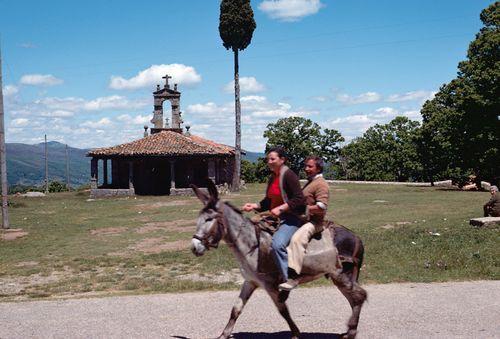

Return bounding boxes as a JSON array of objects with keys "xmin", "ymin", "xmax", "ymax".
[{"xmin": 0, "ymin": 281, "xmax": 498, "ymax": 338}]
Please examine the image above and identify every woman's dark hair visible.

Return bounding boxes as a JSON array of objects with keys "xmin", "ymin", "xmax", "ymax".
[
  {"xmin": 305, "ymin": 155, "xmax": 324, "ymax": 173},
  {"xmin": 267, "ymin": 146, "xmax": 287, "ymax": 159}
]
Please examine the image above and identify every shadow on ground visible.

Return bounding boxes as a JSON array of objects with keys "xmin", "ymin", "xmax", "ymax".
[
  {"xmin": 233, "ymin": 333, "xmax": 342, "ymax": 339},
  {"xmin": 171, "ymin": 332, "xmax": 342, "ymax": 338}
]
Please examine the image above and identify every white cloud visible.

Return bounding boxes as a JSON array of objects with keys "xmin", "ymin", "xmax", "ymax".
[
  {"xmin": 311, "ymin": 95, "xmax": 331, "ymax": 102},
  {"xmin": 402, "ymin": 110, "xmax": 421, "ymax": 120},
  {"xmin": 259, "ymin": 0, "xmax": 325, "ymax": 22},
  {"xmin": 386, "ymin": 90, "xmax": 436, "ymax": 103},
  {"xmin": 116, "ymin": 114, "xmax": 150, "ymax": 125},
  {"xmin": 40, "ymin": 110, "xmax": 74, "ymax": 118},
  {"xmin": 109, "ymin": 64, "xmax": 202, "ymax": 90},
  {"xmin": 38, "ymin": 95, "xmax": 147, "ymax": 112},
  {"xmin": 3, "ymin": 85, "xmax": 19, "ymax": 97},
  {"xmin": 373, "ymin": 107, "xmax": 398, "ymax": 118},
  {"xmin": 37, "ymin": 97, "xmax": 84, "ymax": 111},
  {"xmin": 186, "ymin": 102, "xmax": 220, "ymax": 115},
  {"xmin": 20, "ymin": 74, "xmax": 63, "ymax": 86},
  {"xmin": 327, "ymin": 106, "xmax": 422, "ymax": 140},
  {"xmin": 83, "ymin": 95, "xmax": 147, "ymax": 111},
  {"xmin": 81, "ymin": 118, "xmax": 113, "ymax": 129},
  {"xmin": 224, "ymin": 77, "xmax": 266, "ymax": 94},
  {"xmin": 11, "ymin": 118, "xmax": 29, "ymax": 127},
  {"xmin": 336, "ymin": 92, "xmax": 382, "ymax": 105},
  {"xmin": 329, "ymin": 114, "xmax": 376, "ymax": 136},
  {"xmin": 241, "ymin": 95, "xmax": 267, "ymax": 102}
]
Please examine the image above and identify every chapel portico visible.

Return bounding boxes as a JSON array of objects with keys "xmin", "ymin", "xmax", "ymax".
[{"xmin": 87, "ymin": 76, "xmax": 236, "ymax": 197}]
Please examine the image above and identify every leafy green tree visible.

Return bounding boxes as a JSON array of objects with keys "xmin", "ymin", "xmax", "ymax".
[
  {"xmin": 420, "ymin": 2, "xmax": 500, "ymax": 186},
  {"xmin": 48, "ymin": 181, "xmax": 67, "ymax": 193},
  {"xmin": 341, "ymin": 116, "xmax": 423, "ymax": 181},
  {"xmin": 263, "ymin": 117, "xmax": 344, "ymax": 175},
  {"xmin": 241, "ymin": 159, "xmax": 257, "ymax": 183},
  {"xmin": 219, "ymin": 0, "xmax": 256, "ymax": 191}
]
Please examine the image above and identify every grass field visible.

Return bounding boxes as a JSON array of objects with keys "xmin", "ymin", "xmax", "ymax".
[{"xmin": 1, "ymin": 184, "xmax": 498, "ymax": 301}]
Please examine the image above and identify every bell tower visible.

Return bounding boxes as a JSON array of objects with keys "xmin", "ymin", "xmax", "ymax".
[{"xmin": 150, "ymin": 74, "xmax": 183, "ymax": 134}]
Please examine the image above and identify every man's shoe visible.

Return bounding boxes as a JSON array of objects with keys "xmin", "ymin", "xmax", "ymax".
[{"xmin": 279, "ymin": 279, "xmax": 299, "ymax": 291}]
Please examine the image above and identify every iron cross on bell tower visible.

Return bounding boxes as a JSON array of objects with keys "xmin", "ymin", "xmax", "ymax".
[{"xmin": 162, "ymin": 74, "xmax": 172, "ymax": 89}]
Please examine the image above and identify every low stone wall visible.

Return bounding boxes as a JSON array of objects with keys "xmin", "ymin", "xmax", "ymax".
[
  {"xmin": 90, "ymin": 188, "xmax": 135, "ymax": 198},
  {"xmin": 169, "ymin": 188, "xmax": 201, "ymax": 196},
  {"xmin": 299, "ymin": 179, "xmax": 432, "ymax": 187}
]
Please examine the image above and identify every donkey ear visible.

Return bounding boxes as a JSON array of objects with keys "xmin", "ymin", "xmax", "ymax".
[
  {"xmin": 190, "ymin": 184, "xmax": 209, "ymax": 204},
  {"xmin": 206, "ymin": 178, "xmax": 219, "ymax": 201}
]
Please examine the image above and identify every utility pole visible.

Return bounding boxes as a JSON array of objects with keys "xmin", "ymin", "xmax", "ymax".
[
  {"xmin": 44, "ymin": 134, "xmax": 48, "ymax": 194},
  {"xmin": 66, "ymin": 144, "xmax": 70, "ymax": 191},
  {"xmin": 0, "ymin": 41, "xmax": 10, "ymax": 229}
]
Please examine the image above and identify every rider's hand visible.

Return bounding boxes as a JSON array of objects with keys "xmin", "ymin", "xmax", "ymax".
[
  {"xmin": 270, "ymin": 207, "xmax": 282, "ymax": 217},
  {"xmin": 242, "ymin": 203, "xmax": 258, "ymax": 212}
]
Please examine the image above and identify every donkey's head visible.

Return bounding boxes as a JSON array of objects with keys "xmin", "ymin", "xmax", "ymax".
[{"xmin": 190, "ymin": 180, "xmax": 225, "ymax": 257}]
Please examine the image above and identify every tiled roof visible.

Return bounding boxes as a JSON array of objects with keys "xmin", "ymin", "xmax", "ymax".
[{"xmin": 87, "ymin": 131, "xmax": 235, "ymax": 157}]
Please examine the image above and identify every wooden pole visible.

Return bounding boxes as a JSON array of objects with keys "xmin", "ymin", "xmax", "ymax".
[
  {"xmin": 45, "ymin": 134, "xmax": 48, "ymax": 194},
  {"xmin": 66, "ymin": 144, "xmax": 70, "ymax": 191},
  {"xmin": 0, "ymin": 40, "xmax": 10, "ymax": 229}
]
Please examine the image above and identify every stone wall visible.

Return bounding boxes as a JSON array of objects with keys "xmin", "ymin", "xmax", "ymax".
[{"xmin": 90, "ymin": 188, "xmax": 135, "ymax": 198}]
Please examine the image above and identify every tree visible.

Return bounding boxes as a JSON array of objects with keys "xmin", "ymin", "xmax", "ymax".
[
  {"xmin": 341, "ymin": 116, "xmax": 423, "ymax": 181},
  {"xmin": 0, "ymin": 42, "xmax": 9, "ymax": 229},
  {"xmin": 263, "ymin": 117, "xmax": 344, "ymax": 175},
  {"xmin": 219, "ymin": 0, "xmax": 256, "ymax": 191},
  {"xmin": 420, "ymin": 2, "xmax": 500, "ymax": 187}
]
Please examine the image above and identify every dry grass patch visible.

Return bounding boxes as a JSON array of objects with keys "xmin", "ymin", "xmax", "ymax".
[
  {"xmin": 137, "ymin": 219, "xmax": 196, "ymax": 233},
  {"xmin": 135, "ymin": 200, "xmax": 192, "ymax": 211},
  {"xmin": 380, "ymin": 221, "xmax": 412, "ymax": 230},
  {"xmin": 1, "ymin": 228, "xmax": 29, "ymax": 241},
  {"xmin": 90, "ymin": 227, "xmax": 127, "ymax": 236},
  {"xmin": 177, "ymin": 269, "xmax": 244, "ymax": 285},
  {"xmin": 129, "ymin": 237, "xmax": 191, "ymax": 253}
]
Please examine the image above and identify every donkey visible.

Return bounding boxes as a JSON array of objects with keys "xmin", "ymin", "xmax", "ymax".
[{"xmin": 191, "ymin": 181, "xmax": 367, "ymax": 339}]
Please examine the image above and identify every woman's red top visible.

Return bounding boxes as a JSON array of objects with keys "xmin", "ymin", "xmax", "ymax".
[{"xmin": 267, "ymin": 176, "xmax": 284, "ymax": 209}]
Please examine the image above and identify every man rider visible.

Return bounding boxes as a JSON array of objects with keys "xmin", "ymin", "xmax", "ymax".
[{"xmin": 279, "ymin": 156, "xmax": 331, "ymax": 291}]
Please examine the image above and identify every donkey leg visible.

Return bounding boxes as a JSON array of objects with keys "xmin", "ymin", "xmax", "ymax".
[
  {"xmin": 267, "ymin": 289, "xmax": 301, "ymax": 339},
  {"xmin": 331, "ymin": 274, "xmax": 367, "ymax": 339},
  {"xmin": 218, "ymin": 280, "xmax": 257, "ymax": 339}
]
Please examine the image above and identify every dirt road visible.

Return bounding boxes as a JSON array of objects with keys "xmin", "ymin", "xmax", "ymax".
[{"xmin": 0, "ymin": 281, "xmax": 498, "ymax": 338}]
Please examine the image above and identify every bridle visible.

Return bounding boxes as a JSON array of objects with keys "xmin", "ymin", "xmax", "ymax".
[{"xmin": 192, "ymin": 203, "xmax": 229, "ymax": 250}]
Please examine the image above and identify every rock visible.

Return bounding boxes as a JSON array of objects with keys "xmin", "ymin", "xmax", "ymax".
[
  {"xmin": 434, "ymin": 180, "xmax": 453, "ymax": 187},
  {"xmin": 481, "ymin": 181, "xmax": 491, "ymax": 190},
  {"xmin": 21, "ymin": 192, "xmax": 46, "ymax": 197},
  {"xmin": 469, "ymin": 217, "xmax": 500, "ymax": 228}
]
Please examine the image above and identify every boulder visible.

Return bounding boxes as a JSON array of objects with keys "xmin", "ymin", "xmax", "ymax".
[
  {"xmin": 481, "ymin": 181, "xmax": 491, "ymax": 190},
  {"xmin": 21, "ymin": 192, "xmax": 46, "ymax": 197},
  {"xmin": 469, "ymin": 217, "xmax": 500, "ymax": 228}
]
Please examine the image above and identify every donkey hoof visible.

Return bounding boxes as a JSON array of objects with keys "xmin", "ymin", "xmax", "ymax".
[{"xmin": 341, "ymin": 329, "xmax": 357, "ymax": 339}]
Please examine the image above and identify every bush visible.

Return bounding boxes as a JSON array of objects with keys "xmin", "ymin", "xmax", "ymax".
[{"xmin": 48, "ymin": 181, "xmax": 67, "ymax": 193}]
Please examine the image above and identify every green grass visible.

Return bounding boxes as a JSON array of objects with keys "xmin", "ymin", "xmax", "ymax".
[{"xmin": 0, "ymin": 184, "xmax": 498, "ymax": 301}]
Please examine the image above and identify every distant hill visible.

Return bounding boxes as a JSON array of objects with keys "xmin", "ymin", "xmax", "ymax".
[
  {"xmin": 243, "ymin": 151, "xmax": 265, "ymax": 163},
  {"xmin": 7, "ymin": 141, "xmax": 90, "ymax": 187},
  {"xmin": 6, "ymin": 141, "xmax": 265, "ymax": 187}
]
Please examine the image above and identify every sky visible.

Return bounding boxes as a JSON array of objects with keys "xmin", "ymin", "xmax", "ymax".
[{"xmin": 0, "ymin": 0, "xmax": 494, "ymax": 152}]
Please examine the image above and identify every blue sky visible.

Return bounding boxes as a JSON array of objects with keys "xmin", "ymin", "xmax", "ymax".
[{"xmin": 0, "ymin": 0, "xmax": 494, "ymax": 151}]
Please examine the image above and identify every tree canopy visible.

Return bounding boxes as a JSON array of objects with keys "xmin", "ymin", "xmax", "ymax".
[
  {"xmin": 219, "ymin": 0, "xmax": 256, "ymax": 52},
  {"xmin": 263, "ymin": 117, "xmax": 344, "ymax": 175},
  {"xmin": 419, "ymin": 1, "xmax": 500, "ymax": 186},
  {"xmin": 340, "ymin": 116, "xmax": 422, "ymax": 181}
]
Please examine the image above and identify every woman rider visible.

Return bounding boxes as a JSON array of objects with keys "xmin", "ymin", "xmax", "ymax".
[{"xmin": 242, "ymin": 147, "xmax": 306, "ymax": 284}]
